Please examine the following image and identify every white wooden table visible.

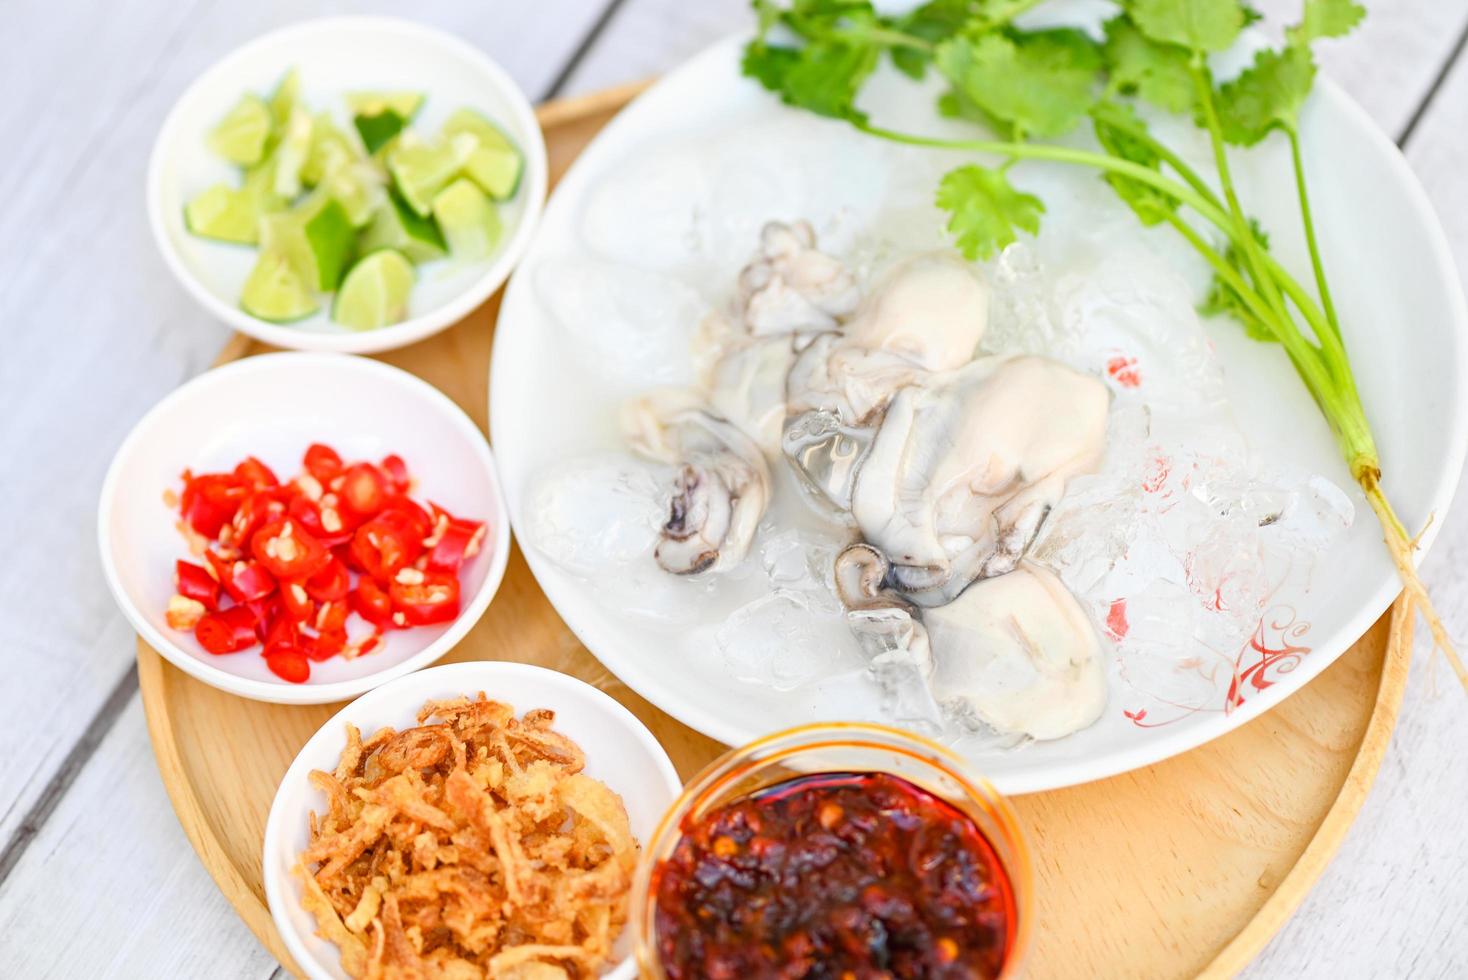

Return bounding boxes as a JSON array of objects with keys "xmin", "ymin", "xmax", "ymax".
[{"xmin": 1, "ymin": 1, "xmax": 1465, "ymax": 976}]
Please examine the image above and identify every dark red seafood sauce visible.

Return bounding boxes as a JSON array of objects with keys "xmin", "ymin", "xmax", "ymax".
[{"xmin": 652, "ymin": 771, "xmax": 1017, "ymax": 979}]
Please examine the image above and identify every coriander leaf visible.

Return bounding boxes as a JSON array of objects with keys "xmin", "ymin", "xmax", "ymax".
[
  {"xmin": 889, "ymin": 0, "xmax": 971, "ymax": 78},
  {"xmin": 1215, "ymin": 43, "xmax": 1315, "ymax": 145},
  {"xmin": 1201, "ymin": 220, "xmax": 1274, "ymax": 341},
  {"xmin": 1288, "ymin": 0, "xmax": 1365, "ymax": 45},
  {"xmin": 935, "ymin": 29, "xmax": 1101, "ymax": 139},
  {"xmin": 742, "ymin": 42, "xmax": 801, "ymax": 91},
  {"xmin": 777, "ymin": 41, "xmax": 881, "ymax": 120},
  {"xmin": 1091, "ymin": 101, "xmax": 1175, "ymax": 225},
  {"xmin": 1102, "ymin": 16, "xmax": 1195, "ymax": 113},
  {"xmin": 1128, "ymin": 0, "xmax": 1245, "ymax": 53},
  {"xmin": 936, "ymin": 164, "xmax": 1045, "ymax": 259}
]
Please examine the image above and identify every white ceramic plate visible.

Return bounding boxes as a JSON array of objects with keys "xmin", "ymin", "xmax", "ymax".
[
  {"xmin": 490, "ymin": 37, "xmax": 1467, "ymax": 793},
  {"xmin": 99, "ymin": 352, "xmax": 511, "ymax": 704},
  {"xmin": 148, "ymin": 16, "xmax": 547, "ymax": 354},
  {"xmin": 263, "ymin": 661, "xmax": 681, "ymax": 980}
]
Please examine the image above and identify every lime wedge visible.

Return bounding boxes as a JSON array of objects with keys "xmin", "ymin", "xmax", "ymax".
[
  {"xmin": 184, "ymin": 184, "xmax": 259, "ymax": 244},
  {"xmin": 208, "ymin": 94, "xmax": 272, "ymax": 167},
  {"xmin": 321, "ymin": 162, "xmax": 382, "ymax": 228},
  {"xmin": 260, "ymin": 198, "xmax": 354, "ymax": 291},
  {"xmin": 432, "ymin": 178, "xmax": 502, "ymax": 262},
  {"xmin": 300, "ymin": 113, "xmax": 358, "ymax": 187},
  {"xmin": 387, "ymin": 134, "xmax": 473, "ymax": 216},
  {"xmin": 270, "ymin": 106, "xmax": 314, "ymax": 200},
  {"xmin": 269, "ymin": 68, "xmax": 301, "ymax": 129},
  {"xmin": 345, "ymin": 91, "xmax": 424, "ymax": 120},
  {"xmin": 333, "ymin": 249, "xmax": 415, "ymax": 330},
  {"xmin": 241, "ymin": 251, "xmax": 319, "ymax": 322},
  {"xmin": 354, "ymin": 110, "xmax": 408, "ymax": 155},
  {"xmin": 440, "ymin": 108, "xmax": 522, "ymax": 199},
  {"xmin": 360, "ymin": 189, "xmax": 447, "ymax": 264},
  {"xmin": 242, "ymin": 157, "xmax": 289, "ymax": 214}
]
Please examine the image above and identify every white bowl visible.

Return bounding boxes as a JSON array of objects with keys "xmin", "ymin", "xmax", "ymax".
[
  {"xmin": 98, "ymin": 352, "xmax": 511, "ymax": 704},
  {"xmin": 147, "ymin": 16, "xmax": 548, "ymax": 354},
  {"xmin": 263, "ymin": 661, "xmax": 682, "ymax": 980}
]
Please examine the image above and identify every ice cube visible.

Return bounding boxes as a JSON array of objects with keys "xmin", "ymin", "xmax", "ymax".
[
  {"xmin": 534, "ymin": 257, "xmax": 703, "ymax": 388},
  {"xmin": 523, "ymin": 452, "xmax": 668, "ymax": 576},
  {"xmin": 717, "ymin": 589, "xmax": 861, "ymax": 691}
]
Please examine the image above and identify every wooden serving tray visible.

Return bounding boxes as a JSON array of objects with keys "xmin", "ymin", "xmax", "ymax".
[{"xmin": 137, "ymin": 82, "xmax": 1413, "ymax": 979}]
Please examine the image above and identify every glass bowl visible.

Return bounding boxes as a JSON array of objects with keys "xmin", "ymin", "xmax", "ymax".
[{"xmin": 631, "ymin": 722, "xmax": 1033, "ymax": 978}]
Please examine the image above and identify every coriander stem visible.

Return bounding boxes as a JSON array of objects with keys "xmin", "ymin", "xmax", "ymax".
[
  {"xmin": 855, "ymin": 121, "xmax": 1238, "ymax": 235},
  {"xmin": 844, "ymin": 25, "xmax": 933, "ymax": 52},
  {"xmin": 1091, "ymin": 106, "xmax": 1224, "ymax": 213},
  {"xmin": 1191, "ymin": 64, "xmax": 1293, "ymax": 327},
  {"xmin": 1288, "ymin": 127, "xmax": 1343, "ymax": 341},
  {"xmin": 1165, "ymin": 213, "xmax": 1337, "ymax": 408}
]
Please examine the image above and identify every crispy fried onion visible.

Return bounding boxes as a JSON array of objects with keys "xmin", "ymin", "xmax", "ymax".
[{"xmin": 295, "ymin": 694, "xmax": 639, "ymax": 979}]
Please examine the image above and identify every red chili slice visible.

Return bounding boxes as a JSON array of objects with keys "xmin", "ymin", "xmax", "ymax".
[
  {"xmin": 380, "ymin": 454, "xmax": 410, "ymax": 493},
  {"xmin": 263, "ymin": 614, "xmax": 299, "ymax": 650},
  {"xmin": 349, "ymin": 517, "xmax": 420, "ymax": 583},
  {"xmin": 233, "ymin": 456, "xmax": 279, "ymax": 489},
  {"xmin": 389, "ymin": 571, "xmax": 461, "ymax": 626},
  {"xmin": 303, "ymin": 443, "xmax": 344, "ymax": 482},
  {"xmin": 195, "ymin": 606, "xmax": 259, "ymax": 654},
  {"xmin": 314, "ymin": 599, "xmax": 348, "ymax": 634},
  {"xmin": 206, "ymin": 551, "xmax": 277, "ymax": 604},
  {"xmin": 338, "ymin": 463, "xmax": 387, "ymax": 519},
  {"xmin": 280, "ymin": 579, "xmax": 315, "ymax": 622},
  {"xmin": 245, "ymin": 594, "xmax": 282, "ymax": 640},
  {"xmin": 231, "ymin": 490, "xmax": 288, "ymax": 544},
  {"xmin": 250, "ymin": 519, "xmax": 330, "ymax": 581},
  {"xmin": 380, "ymin": 496, "xmax": 433, "ymax": 541},
  {"xmin": 175, "ymin": 560, "xmax": 220, "ymax": 611},
  {"xmin": 264, "ymin": 644, "xmax": 310, "ymax": 683},
  {"xmin": 180, "ymin": 473, "xmax": 248, "ymax": 537},
  {"xmin": 305, "ymin": 628, "xmax": 347, "ymax": 661},
  {"xmin": 305, "ymin": 556, "xmax": 350, "ymax": 602},
  {"xmin": 427, "ymin": 517, "xmax": 487, "ymax": 573},
  {"xmin": 351, "ymin": 577, "xmax": 395, "ymax": 628}
]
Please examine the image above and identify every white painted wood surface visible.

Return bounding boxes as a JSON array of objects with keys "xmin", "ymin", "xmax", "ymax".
[{"xmin": 0, "ymin": 1, "xmax": 1465, "ymax": 976}]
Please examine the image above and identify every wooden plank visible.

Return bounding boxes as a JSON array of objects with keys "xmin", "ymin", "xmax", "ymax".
[
  {"xmin": 0, "ymin": 0, "xmax": 609, "ymax": 851},
  {"xmin": 0, "ymin": 699, "xmax": 280, "ymax": 978}
]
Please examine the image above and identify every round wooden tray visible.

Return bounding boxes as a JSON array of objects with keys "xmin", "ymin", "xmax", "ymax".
[{"xmin": 138, "ymin": 83, "xmax": 1414, "ymax": 979}]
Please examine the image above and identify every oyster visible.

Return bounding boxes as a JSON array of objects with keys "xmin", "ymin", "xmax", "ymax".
[
  {"xmin": 621, "ymin": 390, "xmax": 771, "ymax": 575},
  {"xmin": 849, "ymin": 354, "xmax": 1109, "ymax": 606}
]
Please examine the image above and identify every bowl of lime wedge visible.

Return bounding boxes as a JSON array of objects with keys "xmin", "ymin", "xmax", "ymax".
[{"xmin": 148, "ymin": 16, "xmax": 547, "ymax": 353}]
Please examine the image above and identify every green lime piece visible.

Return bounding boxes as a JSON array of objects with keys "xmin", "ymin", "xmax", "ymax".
[
  {"xmin": 440, "ymin": 108, "xmax": 523, "ymax": 199},
  {"xmin": 268, "ymin": 68, "xmax": 302, "ymax": 129},
  {"xmin": 359, "ymin": 189, "xmax": 447, "ymax": 264},
  {"xmin": 300, "ymin": 113, "xmax": 358, "ymax": 187},
  {"xmin": 332, "ymin": 249, "xmax": 415, "ymax": 330},
  {"xmin": 321, "ymin": 163, "xmax": 382, "ymax": 228},
  {"xmin": 241, "ymin": 250, "xmax": 319, "ymax": 322},
  {"xmin": 184, "ymin": 184, "xmax": 259, "ymax": 244},
  {"xmin": 432, "ymin": 177, "xmax": 502, "ymax": 262},
  {"xmin": 260, "ymin": 198, "xmax": 354, "ymax": 291},
  {"xmin": 386, "ymin": 134, "xmax": 473, "ymax": 216},
  {"xmin": 208, "ymin": 94, "xmax": 272, "ymax": 167},
  {"xmin": 242, "ymin": 157, "xmax": 289, "ymax": 215},
  {"xmin": 345, "ymin": 91, "xmax": 424, "ymax": 120},
  {"xmin": 353, "ymin": 109, "xmax": 407, "ymax": 155},
  {"xmin": 270, "ymin": 106, "xmax": 314, "ymax": 200}
]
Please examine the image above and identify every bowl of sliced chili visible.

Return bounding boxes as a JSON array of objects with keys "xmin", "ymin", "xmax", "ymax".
[
  {"xmin": 631, "ymin": 722, "xmax": 1033, "ymax": 979},
  {"xmin": 99, "ymin": 351, "xmax": 510, "ymax": 704}
]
